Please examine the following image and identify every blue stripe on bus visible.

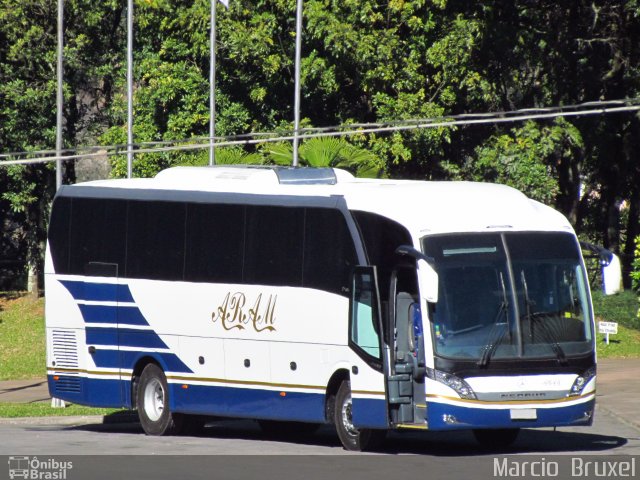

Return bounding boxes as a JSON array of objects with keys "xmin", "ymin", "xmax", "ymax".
[
  {"xmin": 48, "ymin": 375, "xmax": 324, "ymax": 419},
  {"xmin": 48, "ymin": 375, "xmax": 126, "ymax": 409},
  {"xmin": 90, "ymin": 349, "xmax": 192, "ymax": 374},
  {"xmin": 172, "ymin": 384, "xmax": 326, "ymax": 422},
  {"xmin": 60, "ymin": 280, "xmax": 134, "ymax": 303},
  {"xmin": 85, "ymin": 327, "xmax": 170, "ymax": 349},
  {"xmin": 79, "ymin": 304, "xmax": 149, "ymax": 326}
]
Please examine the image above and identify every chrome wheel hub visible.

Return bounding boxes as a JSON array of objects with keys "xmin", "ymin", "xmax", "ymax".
[{"xmin": 143, "ymin": 378, "xmax": 165, "ymax": 422}]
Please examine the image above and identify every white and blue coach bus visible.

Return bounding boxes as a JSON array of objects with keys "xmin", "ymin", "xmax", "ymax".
[{"xmin": 45, "ymin": 166, "xmax": 597, "ymax": 450}]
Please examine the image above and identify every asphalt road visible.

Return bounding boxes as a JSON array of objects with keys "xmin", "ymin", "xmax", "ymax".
[
  {"xmin": 2, "ymin": 358, "xmax": 639, "ymax": 480},
  {"xmin": 1, "ymin": 405, "xmax": 639, "ymax": 480}
]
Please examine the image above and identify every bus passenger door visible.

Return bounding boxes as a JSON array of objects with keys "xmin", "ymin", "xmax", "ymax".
[
  {"xmin": 349, "ymin": 266, "xmax": 389, "ymax": 428},
  {"xmin": 387, "ymin": 267, "xmax": 427, "ymax": 427}
]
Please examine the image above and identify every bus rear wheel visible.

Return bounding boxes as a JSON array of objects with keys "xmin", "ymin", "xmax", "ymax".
[
  {"xmin": 334, "ymin": 380, "xmax": 385, "ymax": 451},
  {"xmin": 137, "ymin": 363, "xmax": 183, "ymax": 436}
]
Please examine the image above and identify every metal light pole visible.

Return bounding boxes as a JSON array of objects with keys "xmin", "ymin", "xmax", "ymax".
[
  {"xmin": 209, "ymin": 0, "xmax": 229, "ymax": 166},
  {"xmin": 209, "ymin": 0, "xmax": 218, "ymax": 166},
  {"xmin": 55, "ymin": 0, "xmax": 64, "ymax": 190},
  {"xmin": 292, "ymin": 0, "xmax": 303, "ymax": 167},
  {"xmin": 53, "ymin": 3, "xmax": 66, "ymax": 406},
  {"xmin": 126, "ymin": 0, "xmax": 134, "ymax": 178}
]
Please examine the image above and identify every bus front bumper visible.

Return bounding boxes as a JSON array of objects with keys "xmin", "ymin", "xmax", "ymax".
[{"xmin": 425, "ymin": 395, "xmax": 595, "ymax": 431}]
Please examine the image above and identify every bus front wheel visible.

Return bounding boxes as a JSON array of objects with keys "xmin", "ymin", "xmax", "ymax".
[
  {"xmin": 334, "ymin": 380, "xmax": 385, "ymax": 451},
  {"xmin": 137, "ymin": 363, "xmax": 183, "ymax": 436}
]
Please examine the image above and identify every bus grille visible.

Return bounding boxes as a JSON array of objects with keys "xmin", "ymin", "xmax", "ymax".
[
  {"xmin": 51, "ymin": 329, "xmax": 82, "ymax": 393},
  {"xmin": 53, "ymin": 376, "xmax": 82, "ymax": 393},
  {"xmin": 52, "ymin": 329, "xmax": 79, "ymax": 369}
]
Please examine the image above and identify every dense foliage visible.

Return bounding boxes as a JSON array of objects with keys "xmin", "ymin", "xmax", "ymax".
[
  {"xmin": 1, "ymin": 0, "xmax": 640, "ymax": 290},
  {"xmin": 632, "ymin": 235, "xmax": 640, "ymax": 319}
]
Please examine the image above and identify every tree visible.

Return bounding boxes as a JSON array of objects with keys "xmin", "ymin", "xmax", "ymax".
[
  {"xmin": 264, "ymin": 137, "xmax": 384, "ymax": 177},
  {"xmin": 0, "ymin": 0, "xmax": 127, "ymax": 293},
  {"xmin": 2, "ymin": 0, "xmax": 640, "ymax": 288}
]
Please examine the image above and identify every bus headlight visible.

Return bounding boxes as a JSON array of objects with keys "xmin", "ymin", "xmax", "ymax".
[
  {"xmin": 427, "ymin": 368, "xmax": 477, "ymax": 400},
  {"xmin": 569, "ymin": 367, "xmax": 596, "ymax": 396}
]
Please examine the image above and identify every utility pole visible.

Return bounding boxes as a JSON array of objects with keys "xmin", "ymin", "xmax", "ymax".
[
  {"xmin": 292, "ymin": 0, "xmax": 303, "ymax": 167},
  {"xmin": 126, "ymin": 0, "xmax": 134, "ymax": 178},
  {"xmin": 55, "ymin": 0, "xmax": 64, "ymax": 189},
  {"xmin": 209, "ymin": 0, "xmax": 218, "ymax": 166}
]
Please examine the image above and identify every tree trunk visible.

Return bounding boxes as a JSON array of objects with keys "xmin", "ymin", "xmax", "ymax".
[{"xmin": 27, "ymin": 263, "xmax": 39, "ymax": 298}]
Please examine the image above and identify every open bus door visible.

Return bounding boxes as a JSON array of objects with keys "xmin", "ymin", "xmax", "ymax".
[
  {"xmin": 348, "ymin": 266, "xmax": 388, "ymax": 428},
  {"xmin": 348, "ymin": 264, "xmax": 427, "ymax": 428},
  {"xmin": 346, "ymin": 260, "xmax": 432, "ymax": 450},
  {"xmin": 386, "ymin": 265, "xmax": 428, "ymax": 428}
]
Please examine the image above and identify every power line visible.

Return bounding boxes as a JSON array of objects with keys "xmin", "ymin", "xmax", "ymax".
[{"xmin": 1, "ymin": 98, "xmax": 639, "ymax": 167}]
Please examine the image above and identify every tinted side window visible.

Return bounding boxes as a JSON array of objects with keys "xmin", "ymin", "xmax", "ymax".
[
  {"xmin": 69, "ymin": 198, "xmax": 127, "ymax": 276},
  {"xmin": 303, "ymin": 208, "xmax": 357, "ymax": 296},
  {"xmin": 352, "ymin": 211, "xmax": 412, "ymax": 302},
  {"xmin": 48, "ymin": 196, "xmax": 72, "ymax": 274},
  {"xmin": 126, "ymin": 201, "xmax": 186, "ymax": 280},
  {"xmin": 185, "ymin": 203, "xmax": 244, "ymax": 283},
  {"xmin": 244, "ymin": 206, "xmax": 304, "ymax": 286}
]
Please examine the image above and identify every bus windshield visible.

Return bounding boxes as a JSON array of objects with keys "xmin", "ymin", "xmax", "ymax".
[{"xmin": 422, "ymin": 232, "xmax": 593, "ymax": 362}]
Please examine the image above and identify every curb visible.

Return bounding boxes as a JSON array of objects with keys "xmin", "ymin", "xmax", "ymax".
[
  {"xmin": 0, "ymin": 411, "xmax": 139, "ymax": 427},
  {"xmin": 0, "ymin": 415, "xmax": 108, "ymax": 426}
]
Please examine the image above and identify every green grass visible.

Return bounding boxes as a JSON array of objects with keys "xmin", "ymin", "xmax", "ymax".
[
  {"xmin": 591, "ymin": 290, "xmax": 639, "ymax": 330},
  {"xmin": 0, "ymin": 294, "xmax": 46, "ymax": 380},
  {"xmin": 591, "ymin": 290, "xmax": 640, "ymax": 358},
  {"xmin": 0, "ymin": 402, "xmax": 122, "ymax": 418},
  {"xmin": 595, "ymin": 324, "xmax": 640, "ymax": 358}
]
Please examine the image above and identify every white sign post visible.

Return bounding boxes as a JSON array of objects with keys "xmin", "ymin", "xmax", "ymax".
[{"xmin": 598, "ymin": 321, "xmax": 618, "ymax": 345}]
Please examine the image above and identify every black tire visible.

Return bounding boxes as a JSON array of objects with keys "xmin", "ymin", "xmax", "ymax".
[
  {"xmin": 472, "ymin": 428, "xmax": 520, "ymax": 449},
  {"xmin": 334, "ymin": 380, "xmax": 386, "ymax": 451},
  {"xmin": 137, "ymin": 363, "xmax": 183, "ymax": 436}
]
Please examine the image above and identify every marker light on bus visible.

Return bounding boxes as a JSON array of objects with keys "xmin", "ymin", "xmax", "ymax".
[
  {"xmin": 568, "ymin": 367, "xmax": 596, "ymax": 396},
  {"xmin": 427, "ymin": 368, "xmax": 477, "ymax": 400}
]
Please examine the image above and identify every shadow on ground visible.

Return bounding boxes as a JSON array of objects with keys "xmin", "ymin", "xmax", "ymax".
[{"xmin": 61, "ymin": 418, "xmax": 627, "ymax": 456}]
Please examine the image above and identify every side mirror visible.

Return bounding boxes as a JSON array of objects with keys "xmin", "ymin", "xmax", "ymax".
[
  {"xmin": 395, "ymin": 245, "xmax": 435, "ymax": 266},
  {"xmin": 395, "ymin": 245, "xmax": 439, "ymax": 303},
  {"xmin": 419, "ymin": 259, "xmax": 439, "ymax": 303}
]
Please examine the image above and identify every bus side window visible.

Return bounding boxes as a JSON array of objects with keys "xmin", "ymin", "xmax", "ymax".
[
  {"xmin": 69, "ymin": 198, "xmax": 127, "ymax": 276},
  {"xmin": 243, "ymin": 205, "xmax": 304, "ymax": 287},
  {"xmin": 350, "ymin": 268, "xmax": 381, "ymax": 360},
  {"xmin": 126, "ymin": 201, "xmax": 186, "ymax": 281},
  {"xmin": 184, "ymin": 203, "xmax": 244, "ymax": 284},
  {"xmin": 48, "ymin": 196, "xmax": 72, "ymax": 274},
  {"xmin": 351, "ymin": 211, "xmax": 413, "ymax": 306},
  {"xmin": 303, "ymin": 208, "xmax": 358, "ymax": 296}
]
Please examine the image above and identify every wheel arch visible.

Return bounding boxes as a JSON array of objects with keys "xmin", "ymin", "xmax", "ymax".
[
  {"xmin": 131, "ymin": 355, "xmax": 163, "ymax": 410},
  {"xmin": 324, "ymin": 368, "xmax": 350, "ymax": 422}
]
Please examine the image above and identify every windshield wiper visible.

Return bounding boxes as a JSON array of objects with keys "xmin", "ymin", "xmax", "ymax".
[
  {"xmin": 520, "ymin": 271, "xmax": 567, "ymax": 365},
  {"xmin": 477, "ymin": 272, "xmax": 510, "ymax": 367}
]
